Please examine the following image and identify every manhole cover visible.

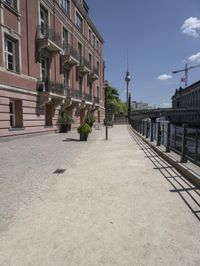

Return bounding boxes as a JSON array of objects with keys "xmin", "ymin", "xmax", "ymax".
[{"xmin": 53, "ymin": 169, "xmax": 66, "ymax": 174}]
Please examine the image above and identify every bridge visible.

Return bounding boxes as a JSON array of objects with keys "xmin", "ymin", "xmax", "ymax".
[{"xmin": 130, "ymin": 107, "xmax": 200, "ymax": 120}]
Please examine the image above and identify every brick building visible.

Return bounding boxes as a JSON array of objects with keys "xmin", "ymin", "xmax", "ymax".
[{"xmin": 0, "ymin": 0, "xmax": 104, "ymax": 137}]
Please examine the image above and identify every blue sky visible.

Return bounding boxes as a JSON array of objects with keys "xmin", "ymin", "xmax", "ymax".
[{"xmin": 87, "ymin": 0, "xmax": 200, "ymax": 107}]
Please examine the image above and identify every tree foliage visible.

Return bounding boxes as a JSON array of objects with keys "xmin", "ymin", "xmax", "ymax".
[{"xmin": 106, "ymin": 86, "xmax": 127, "ymax": 115}]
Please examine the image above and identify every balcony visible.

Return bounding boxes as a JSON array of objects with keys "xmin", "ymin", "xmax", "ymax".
[
  {"xmin": 77, "ymin": 57, "xmax": 91, "ymax": 75},
  {"xmin": 84, "ymin": 93, "xmax": 93, "ymax": 103},
  {"xmin": 93, "ymin": 96, "xmax": 100, "ymax": 104},
  {"xmin": 66, "ymin": 87, "xmax": 83, "ymax": 101},
  {"xmin": 88, "ymin": 66, "xmax": 99, "ymax": 81},
  {"xmin": 36, "ymin": 25, "xmax": 62, "ymax": 53},
  {"xmin": 60, "ymin": 43, "xmax": 79, "ymax": 67}
]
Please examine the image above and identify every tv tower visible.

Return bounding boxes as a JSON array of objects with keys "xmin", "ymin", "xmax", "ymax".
[{"xmin": 125, "ymin": 55, "xmax": 131, "ymax": 105}]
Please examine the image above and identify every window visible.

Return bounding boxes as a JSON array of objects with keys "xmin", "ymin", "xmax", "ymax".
[
  {"xmin": 4, "ymin": 36, "xmax": 19, "ymax": 73},
  {"xmin": 64, "ymin": 69, "xmax": 70, "ymax": 88},
  {"xmin": 59, "ymin": 0, "xmax": 70, "ymax": 14},
  {"xmin": 77, "ymin": 43, "xmax": 82, "ymax": 63},
  {"xmin": 76, "ymin": 11, "xmax": 83, "ymax": 32},
  {"xmin": 5, "ymin": 0, "xmax": 17, "ymax": 10},
  {"xmin": 97, "ymin": 86, "xmax": 100, "ymax": 98},
  {"xmin": 40, "ymin": 6, "xmax": 48, "ymax": 36},
  {"xmin": 89, "ymin": 29, "xmax": 91, "ymax": 42},
  {"xmin": 96, "ymin": 40, "xmax": 99, "ymax": 51},
  {"xmin": 63, "ymin": 28, "xmax": 68, "ymax": 52},
  {"xmin": 89, "ymin": 82, "xmax": 92, "ymax": 97},
  {"xmin": 89, "ymin": 53, "xmax": 92, "ymax": 68},
  {"xmin": 93, "ymin": 34, "xmax": 95, "ymax": 47},
  {"xmin": 97, "ymin": 61, "xmax": 99, "ymax": 74},
  {"xmin": 41, "ymin": 57, "xmax": 49, "ymax": 83},
  {"xmin": 9, "ymin": 99, "xmax": 23, "ymax": 128}
]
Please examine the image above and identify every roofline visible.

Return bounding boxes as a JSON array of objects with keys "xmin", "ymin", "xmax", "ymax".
[{"xmin": 73, "ymin": 0, "xmax": 104, "ymax": 43}]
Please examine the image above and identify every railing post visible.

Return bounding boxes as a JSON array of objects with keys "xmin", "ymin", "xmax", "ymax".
[
  {"xmin": 150, "ymin": 119, "xmax": 154, "ymax": 142},
  {"xmin": 180, "ymin": 124, "xmax": 187, "ymax": 163},
  {"xmin": 174, "ymin": 126, "xmax": 177, "ymax": 149},
  {"xmin": 145, "ymin": 121, "xmax": 149, "ymax": 138},
  {"xmin": 195, "ymin": 129, "xmax": 198, "ymax": 162},
  {"xmin": 166, "ymin": 123, "xmax": 171, "ymax": 152},
  {"xmin": 142, "ymin": 121, "xmax": 145, "ymax": 136},
  {"xmin": 157, "ymin": 122, "xmax": 161, "ymax": 146}
]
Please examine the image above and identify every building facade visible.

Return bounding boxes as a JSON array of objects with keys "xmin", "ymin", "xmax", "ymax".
[
  {"xmin": 0, "ymin": 0, "xmax": 104, "ymax": 137},
  {"xmin": 171, "ymin": 80, "xmax": 200, "ymax": 126}
]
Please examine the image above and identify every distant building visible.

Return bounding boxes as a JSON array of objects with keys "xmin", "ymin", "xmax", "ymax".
[
  {"xmin": 171, "ymin": 80, "xmax": 200, "ymax": 126},
  {"xmin": 131, "ymin": 101, "xmax": 153, "ymax": 110}
]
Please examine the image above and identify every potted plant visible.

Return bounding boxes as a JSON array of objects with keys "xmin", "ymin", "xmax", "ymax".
[
  {"xmin": 77, "ymin": 123, "xmax": 92, "ymax": 141},
  {"xmin": 58, "ymin": 112, "xmax": 73, "ymax": 133},
  {"xmin": 85, "ymin": 113, "xmax": 96, "ymax": 127}
]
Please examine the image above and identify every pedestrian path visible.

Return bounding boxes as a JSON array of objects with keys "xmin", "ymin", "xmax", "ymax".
[{"xmin": 0, "ymin": 125, "xmax": 200, "ymax": 266}]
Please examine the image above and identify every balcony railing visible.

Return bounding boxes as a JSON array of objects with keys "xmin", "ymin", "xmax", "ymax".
[
  {"xmin": 38, "ymin": 80, "xmax": 66, "ymax": 96},
  {"xmin": 66, "ymin": 87, "xmax": 83, "ymax": 100},
  {"xmin": 63, "ymin": 43, "xmax": 79, "ymax": 61},
  {"xmin": 94, "ymin": 96, "xmax": 100, "ymax": 104},
  {"xmin": 84, "ymin": 93, "xmax": 93, "ymax": 102},
  {"xmin": 37, "ymin": 25, "xmax": 62, "ymax": 49},
  {"xmin": 84, "ymin": 58, "xmax": 92, "ymax": 71},
  {"xmin": 93, "ymin": 67, "xmax": 99, "ymax": 76}
]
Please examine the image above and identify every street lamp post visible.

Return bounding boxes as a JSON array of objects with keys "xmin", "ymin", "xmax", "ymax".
[{"xmin": 104, "ymin": 80, "xmax": 109, "ymax": 140}]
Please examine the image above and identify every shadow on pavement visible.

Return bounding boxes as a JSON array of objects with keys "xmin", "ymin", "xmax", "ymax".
[
  {"xmin": 62, "ymin": 138, "xmax": 80, "ymax": 142},
  {"xmin": 128, "ymin": 126, "xmax": 200, "ymax": 222}
]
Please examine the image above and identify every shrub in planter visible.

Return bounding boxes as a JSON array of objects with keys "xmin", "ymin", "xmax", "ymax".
[
  {"xmin": 58, "ymin": 112, "xmax": 73, "ymax": 133},
  {"xmin": 77, "ymin": 123, "xmax": 92, "ymax": 141},
  {"xmin": 85, "ymin": 113, "xmax": 96, "ymax": 127}
]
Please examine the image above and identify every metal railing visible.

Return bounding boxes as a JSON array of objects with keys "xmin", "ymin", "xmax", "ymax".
[
  {"xmin": 93, "ymin": 67, "xmax": 99, "ymax": 76},
  {"xmin": 84, "ymin": 93, "xmax": 93, "ymax": 102},
  {"xmin": 63, "ymin": 43, "xmax": 79, "ymax": 60},
  {"xmin": 37, "ymin": 80, "xmax": 66, "ymax": 96},
  {"xmin": 131, "ymin": 119, "xmax": 200, "ymax": 166},
  {"xmin": 93, "ymin": 96, "xmax": 100, "ymax": 104},
  {"xmin": 66, "ymin": 87, "xmax": 82, "ymax": 100},
  {"xmin": 37, "ymin": 25, "xmax": 62, "ymax": 49}
]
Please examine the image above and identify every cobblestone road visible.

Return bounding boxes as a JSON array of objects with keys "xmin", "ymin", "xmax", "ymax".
[{"xmin": 0, "ymin": 129, "xmax": 103, "ymax": 231}]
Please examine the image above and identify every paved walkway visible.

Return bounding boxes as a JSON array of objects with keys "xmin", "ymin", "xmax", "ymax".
[{"xmin": 0, "ymin": 125, "xmax": 200, "ymax": 266}]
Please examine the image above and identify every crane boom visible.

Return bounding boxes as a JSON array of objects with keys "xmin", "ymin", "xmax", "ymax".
[{"xmin": 172, "ymin": 63, "xmax": 200, "ymax": 88}]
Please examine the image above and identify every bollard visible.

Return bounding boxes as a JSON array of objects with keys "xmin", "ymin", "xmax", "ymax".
[
  {"xmin": 150, "ymin": 120, "xmax": 154, "ymax": 142},
  {"xmin": 146, "ymin": 121, "xmax": 149, "ymax": 138},
  {"xmin": 180, "ymin": 124, "xmax": 187, "ymax": 163},
  {"xmin": 166, "ymin": 123, "xmax": 171, "ymax": 152},
  {"xmin": 157, "ymin": 122, "xmax": 161, "ymax": 146},
  {"xmin": 195, "ymin": 129, "xmax": 198, "ymax": 162}
]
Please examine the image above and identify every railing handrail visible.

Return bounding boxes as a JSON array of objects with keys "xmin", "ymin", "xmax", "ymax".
[{"xmin": 37, "ymin": 25, "xmax": 62, "ymax": 48}]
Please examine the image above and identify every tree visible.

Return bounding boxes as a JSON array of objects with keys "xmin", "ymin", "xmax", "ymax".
[{"xmin": 106, "ymin": 86, "xmax": 127, "ymax": 115}]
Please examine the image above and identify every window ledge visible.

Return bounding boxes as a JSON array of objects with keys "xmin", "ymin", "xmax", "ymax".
[
  {"xmin": 9, "ymin": 127, "xmax": 24, "ymax": 131},
  {"xmin": 44, "ymin": 126, "xmax": 54, "ymax": 128},
  {"xmin": 3, "ymin": 2, "xmax": 21, "ymax": 17}
]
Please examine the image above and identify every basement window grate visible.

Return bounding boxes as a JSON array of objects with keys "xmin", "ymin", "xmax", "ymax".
[{"xmin": 53, "ymin": 169, "xmax": 66, "ymax": 174}]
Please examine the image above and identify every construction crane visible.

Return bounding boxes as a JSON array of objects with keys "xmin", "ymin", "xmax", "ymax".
[{"xmin": 172, "ymin": 63, "xmax": 200, "ymax": 88}]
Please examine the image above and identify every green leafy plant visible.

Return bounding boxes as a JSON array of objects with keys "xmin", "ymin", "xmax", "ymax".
[
  {"xmin": 85, "ymin": 113, "xmax": 96, "ymax": 127},
  {"xmin": 77, "ymin": 123, "xmax": 92, "ymax": 135},
  {"xmin": 58, "ymin": 112, "xmax": 73, "ymax": 126}
]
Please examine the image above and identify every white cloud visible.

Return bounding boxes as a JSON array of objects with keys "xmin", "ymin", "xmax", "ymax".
[
  {"xmin": 181, "ymin": 17, "xmax": 200, "ymax": 38},
  {"xmin": 160, "ymin": 102, "xmax": 171, "ymax": 108},
  {"xmin": 188, "ymin": 52, "xmax": 200, "ymax": 62},
  {"xmin": 157, "ymin": 74, "xmax": 172, "ymax": 81}
]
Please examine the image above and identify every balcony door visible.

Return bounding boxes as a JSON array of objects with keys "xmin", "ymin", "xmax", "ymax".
[
  {"xmin": 77, "ymin": 43, "xmax": 82, "ymax": 63},
  {"xmin": 40, "ymin": 6, "xmax": 48, "ymax": 36},
  {"xmin": 41, "ymin": 57, "xmax": 49, "ymax": 89},
  {"xmin": 63, "ymin": 28, "xmax": 68, "ymax": 53}
]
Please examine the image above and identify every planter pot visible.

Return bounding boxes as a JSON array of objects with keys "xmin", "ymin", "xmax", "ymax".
[
  {"xmin": 59, "ymin": 124, "xmax": 68, "ymax": 133},
  {"xmin": 80, "ymin": 133, "xmax": 88, "ymax": 141}
]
